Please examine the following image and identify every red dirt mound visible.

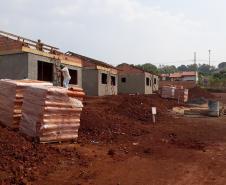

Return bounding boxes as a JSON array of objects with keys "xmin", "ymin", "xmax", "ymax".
[
  {"xmin": 188, "ymin": 86, "xmax": 215, "ymax": 101},
  {"xmin": 0, "ymin": 126, "xmax": 81, "ymax": 185},
  {"xmin": 112, "ymin": 94, "xmax": 180, "ymax": 122},
  {"xmin": 79, "ymin": 94, "xmax": 180, "ymax": 142}
]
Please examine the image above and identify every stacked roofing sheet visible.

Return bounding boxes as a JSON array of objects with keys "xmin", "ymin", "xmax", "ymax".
[
  {"xmin": 0, "ymin": 80, "xmax": 52, "ymax": 129},
  {"xmin": 161, "ymin": 86, "xmax": 188, "ymax": 103},
  {"xmin": 20, "ymin": 86, "xmax": 85, "ymax": 143}
]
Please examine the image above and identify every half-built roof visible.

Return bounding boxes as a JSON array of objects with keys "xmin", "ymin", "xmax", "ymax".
[
  {"xmin": 160, "ymin": 74, "xmax": 170, "ymax": 77},
  {"xmin": 0, "ymin": 30, "xmax": 82, "ymax": 67},
  {"xmin": 169, "ymin": 72, "xmax": 182, "ymax": 78},
  {"xmin": 117, "ymin": 63, "xmax": 159, "ymax": 76},
  {"xmin": 66, "ymin": 51, "xmax": 117, "ymax": 69},
  {"xmin": 169, "ymin": 71, "xmax": 197, "ymax": 78},
  {"xmin": 181, "ymin": 71, "xmax": 197, "ymax": 76}
]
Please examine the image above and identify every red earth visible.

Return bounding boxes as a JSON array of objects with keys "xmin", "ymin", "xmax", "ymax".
[{"xmin": 1, "ymin": 88, "xmax": 226, "ymax": 185}]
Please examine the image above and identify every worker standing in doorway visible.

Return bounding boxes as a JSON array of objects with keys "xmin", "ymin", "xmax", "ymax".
[{"xmin": 59, "ymin": 64, "xmax": 71, "ymax": 88}]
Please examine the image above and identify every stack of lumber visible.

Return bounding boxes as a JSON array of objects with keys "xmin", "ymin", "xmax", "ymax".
[
  {"xmin": 161, "ymin": 86, "xmax": 189, "ymax": 102},
  {"xmin": 20, "ymin": 86, "xmax": 85, "ymax": 143},
  {"xmin": 0, "ymin": 80, "xmax": 52, "ymax": 129}
]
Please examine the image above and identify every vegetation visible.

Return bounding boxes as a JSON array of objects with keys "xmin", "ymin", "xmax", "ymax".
[
  {"xmin": 136, "ymin": 63, "xmax": 158, "ymax": 74},
  {"xmin": 135, "ymin": 62, "xmax": 226, "ymax": 90},
  {"xmin": 135, "ymin": 63, "xmax": 216, "ymax": 75}
]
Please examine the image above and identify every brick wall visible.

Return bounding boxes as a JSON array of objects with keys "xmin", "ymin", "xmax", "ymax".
[
  {"xmin": 0, "ymin": 36, "xmax": 23, "ymax": 51},
  {"xmin": 117, "ymin": 63, "xmax": 144, "ymax": 74}
]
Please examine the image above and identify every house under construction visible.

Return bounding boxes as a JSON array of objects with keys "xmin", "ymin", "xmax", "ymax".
[
  {"xmin": 117, "ymin": 63, "xmax": 159, "ymax": 94},
  {"xmin": 66, "ymin": 51, "xmax": 118, "ymax": 96},
  {"xmin": 0, "ymin": 30, "xmax": 82, "ymax": 87}
]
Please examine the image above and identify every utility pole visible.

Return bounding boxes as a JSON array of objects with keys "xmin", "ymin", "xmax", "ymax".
[
  {"xmin": 194, "ymin": 52, "xmax": 197, "ymax": 64},
  {"xmin": 194, "ymin": 52, "xmax": 197, "ymax": 72},
  {"xmin": 208, "ymin": 49, "xmax": 211, "ymax": 66}
]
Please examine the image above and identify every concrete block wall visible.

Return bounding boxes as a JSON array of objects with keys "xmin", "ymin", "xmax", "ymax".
[
  {"xmin": 152, "ymin": 75, "xmax": 159, "ymax": 92},
  {"xmin": 67, "ymin": 65, "xmax": 82, "ymax": 88},
  {"xmin": 0, "ymin": 53, "xmax": 28, "ymax": 79},
  {"xmin": 82, "ymin": 69, "xmax": 118, "ymax": 96},
  {"xmin": 117, "ymin": 63, "xmax": 156, "ymax": 95},
  {"xmin": 28, "ymin": 53, "xmax": 83, "ymax": 88},
  {"xmin": 144, "ymin": 72, "xmax": 153, "ymax": 94},
  {"xmin": 82, "ymin": 69, "xmax": 98, "ymax": 96},
  {"xmin": 98, "ymin": 70, "xmax": 118, "ymax": 96},
  {"xmin": 118, "ymin": 73, "xmax": 145, "ymax": 94},
  {"xmin": 27, "ymin": 53, "xmax": 53, "ymax": 80}
]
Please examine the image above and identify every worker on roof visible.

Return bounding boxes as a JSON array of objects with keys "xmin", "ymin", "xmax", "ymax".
[
  {"xmin": 59, "ymin": 64, "xmax": 71, "ymax": 88},
  {"xmin": 36, "ymin": 39, "xmax": 43, "ymax": 51}
]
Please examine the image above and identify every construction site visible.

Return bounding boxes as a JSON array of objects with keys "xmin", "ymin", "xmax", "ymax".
[{"xmin": 1, "ymin": 30, "xmax": 226, "ymax": 185}]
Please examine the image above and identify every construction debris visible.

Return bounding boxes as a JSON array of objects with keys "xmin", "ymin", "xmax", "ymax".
[
  {"xmin": 160, "ymin": 86, "xmax": 188, "ymax": 102},
  {"xmin": 0, "ymin": 80, "xmax": 52, "ymax": 129},
  {"xmin": 173, "ymin": 100, "xmax": 224, "ymax": 117},
  {"xmin": 20, "ymin": 86, "xmax": 85, "ymax": 143}
]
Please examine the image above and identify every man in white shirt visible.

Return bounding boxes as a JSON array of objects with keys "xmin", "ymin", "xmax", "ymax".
[{"xmin": 59, "ymin": 64, "xmax": 71, "ymax": 88}]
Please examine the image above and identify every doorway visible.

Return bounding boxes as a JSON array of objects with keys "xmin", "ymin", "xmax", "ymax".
[{"xmin": 38, "ymin": 61, "xmax": 53, "ymax": 82}]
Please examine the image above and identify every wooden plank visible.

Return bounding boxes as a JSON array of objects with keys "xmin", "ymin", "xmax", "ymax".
[{"xmin": 22, "ymin": 47, "xmax": 82, "ymax": 67}]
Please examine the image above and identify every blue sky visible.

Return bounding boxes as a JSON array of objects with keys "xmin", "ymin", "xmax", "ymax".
[{"xmin": 0, "ymin": 0, "xmax": 226, "ymax": 67}]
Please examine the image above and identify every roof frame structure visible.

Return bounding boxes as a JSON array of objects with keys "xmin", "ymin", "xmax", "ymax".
[
  {"xmin": 66, "ymin": 51, "xmax": 117, "ymax": 70},
  {"xmin": 0, "ymin": 30, "xmax": 59, "ymax": 52}
]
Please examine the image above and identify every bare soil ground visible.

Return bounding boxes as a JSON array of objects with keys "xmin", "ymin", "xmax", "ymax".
[
  {"xmin": 212, "ymin": 93, "xmax": 226, "ymax": 104},
  {"xmin": 1, "ymin": 88, "xmax": 226, "ymax": 185}
]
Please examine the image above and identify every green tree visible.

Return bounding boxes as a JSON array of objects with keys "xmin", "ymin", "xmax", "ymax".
[
  {"xmin": 177, "ymin": 65, "xmax": 188, "ymax": 72},
  {"xmin": 198, "ymin": 64, "xmax": 212, "ymax": 75},
  {"xmin": 187, "ymin": 64, "xmax": 198, "ymax": 71},
  {"xmin": 213, "ymin": 70, "xmax": 226, "ymax": 79},
  {"xmin": 158, "ymin": 65, "xmax": 177, "ymax": 74},
  {"xmin": 218, "ymin": 62, "xmax": 226, "ymax": 70},
  {"xmin": 136, "ymin": 63, "xmax": 158, "ymax": 74}
]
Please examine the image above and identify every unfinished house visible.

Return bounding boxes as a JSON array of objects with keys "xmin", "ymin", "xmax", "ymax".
[
  {"xmin": 0, "ymin": 30, "xmax": 82, "ymax": 87},
  {"xmin": 117, "ymin": 63, "xmax": 159, "ymax": 94},
  {"xmin": 161, "ymin": 71, "xmax": 198, "ymax": 83},
  {"xmin": 66, "ymin": 51, "xmax": 118, "ymax": 96}
]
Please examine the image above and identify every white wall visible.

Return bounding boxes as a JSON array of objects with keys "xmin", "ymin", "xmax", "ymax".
[{"xmin": 182, "ymin": 76, "xmax": 197, "ymax": 82}]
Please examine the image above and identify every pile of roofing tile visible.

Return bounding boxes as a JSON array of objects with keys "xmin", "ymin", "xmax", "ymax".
[
  {"xmin": 0, "ymin": 80, "xmax": 52, "ymax": 129},
  {"xmin": 20, "ymin": 86, "xmax": 85, "ymax": 143},
  {"xmin": 161, "ymin": 86, "xmax": 188, "ymax": 103}
]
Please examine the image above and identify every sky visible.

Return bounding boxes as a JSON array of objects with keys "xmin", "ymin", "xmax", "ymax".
[{"xmin": 0, "ymin": 0, "xmax": 226, "ymax": 67}]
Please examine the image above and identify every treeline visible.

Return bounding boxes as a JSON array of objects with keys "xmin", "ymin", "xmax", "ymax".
[{"xmin": 135, "ymin": 62, "xmax": 226, "ymax": 76}]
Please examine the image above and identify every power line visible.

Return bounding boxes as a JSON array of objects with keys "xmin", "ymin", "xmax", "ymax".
[{"xmin": 148, "ymin": 59, "xmax": 224, "ymax": 66}]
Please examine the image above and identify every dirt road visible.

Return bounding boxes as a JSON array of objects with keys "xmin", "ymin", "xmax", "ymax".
[
  {"xmin": 1, "ymin": 92, "xmax": 226, "ymax": 185},
  {"xmin": 35, "ymin": 116, "xmax": 226, "ymax": 185}
]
